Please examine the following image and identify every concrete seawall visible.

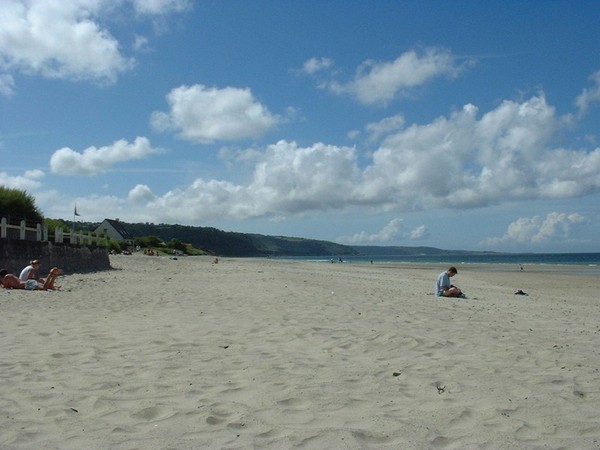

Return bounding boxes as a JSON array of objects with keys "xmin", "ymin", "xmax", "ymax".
[{"xmin": 0, "ymin": 239, "xmax": 110, "ymax": 275}]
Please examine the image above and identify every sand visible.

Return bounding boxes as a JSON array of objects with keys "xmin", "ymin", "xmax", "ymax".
[{"xmin": 1, "ymin": 255, "xmax": 599, "ymax": 449}]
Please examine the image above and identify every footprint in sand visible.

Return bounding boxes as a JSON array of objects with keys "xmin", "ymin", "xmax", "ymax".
[
  {"xmin": 351, "ymin": 430, "xmax": 393, "ymax": 445},
  {"xmin": 276, "ymin": 397, "xmax": 310, "ymax": 410},
  {"xmin": 205, "ymin": 405, "xmax": 234, "ymax": 425},
  {"xmin": 272, "ymin": 397, "xmax": 315, "ymax": 424},
  {"xmin": 448, "ymin": 408, "xmax": 474, "ymax": 426},
  {"xmin": 131, "ymin": 406, "xmax": 173, "ymax": 421},
  {"xmin": 206, "ymin": 415, "xmax": 225, "ymax": 425}
]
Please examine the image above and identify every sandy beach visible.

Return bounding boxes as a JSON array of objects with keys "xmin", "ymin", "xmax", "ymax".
[{"xmin": 1, "ymin": 255, "xmax": 599, "ymax": 449}]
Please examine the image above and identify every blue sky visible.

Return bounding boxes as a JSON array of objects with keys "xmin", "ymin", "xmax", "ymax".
[{"xmin": 2, "ymin": 0, "xmax": 600, "ymax": 253}]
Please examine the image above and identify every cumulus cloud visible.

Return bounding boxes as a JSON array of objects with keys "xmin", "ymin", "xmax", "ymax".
[
  {"xmin": 360, "ymin": 94, "xmax": 600, "ymax": 210},
  {"xmin": 480, "ymin": 212, "xmax": 586, "ymax": 247},
  {"xmin": 304, "ymin": 48, "xmax": 472, "ymax": 106},
  {"xmin": 0, "ymin": 169, "xmax": 44, "ymax": 191},
  {"xmin": 339, "ymin": 218, "xmax": 405, "ymax": 244},
  {"xmin": 247, "ymin": 140, "xmax": 361, "ymax": 213},
  {"xmin": 128, "ymin": 184, "xmax": 156, "ymax": 203},
  {"xmin": 0, "ymin": 0, "xmax": 132, "ymax": 94},
  {"xmin": 151, "ymin": 84, "xmax": 280, "ymax": 143},
  {"xmin": 576, "ymin": 70, "xmax": 600, "ymax": 118},
  {"xmin": 50, "ymin": 137, "xmax": 162, "ymax": 175},
  {"xmin": 0, "ymin": 0, "xmax": 188, "ymax": 95},
  {"xmin": 91, "ymin": 140, "xmax": 361, "ymax": 224},
  {"xmin": 364, "ymin": 114, "xmax": 406, "ymax": 143},
  {"xmin": 48, "ymin": 93, "xmax": 600, "ymax": 226},
  {"xmin": 183, "ymin": 94, "xmax": 599, "ymax": 220},
  {"xmin": 121, "ymin": 178, "xmax": 251, "ymax": 224},
  {"xmin": 337, "ymin": 218, "xmax": 427, "ymax": 244}
]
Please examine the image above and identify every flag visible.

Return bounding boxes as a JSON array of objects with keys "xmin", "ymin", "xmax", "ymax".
[{"xmin": 74, "ymin": 205, "xmax": 80, "ymax": 216}]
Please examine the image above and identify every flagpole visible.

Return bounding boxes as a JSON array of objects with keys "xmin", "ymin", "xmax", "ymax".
[{"xmin": 72, "ymin": 204, "xmax": 77, "ymax": 240}]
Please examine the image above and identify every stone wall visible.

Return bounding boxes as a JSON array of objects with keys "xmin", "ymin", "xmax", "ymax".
[{"xmin": 0, "ymin": 239, "xmax": 110, "ymax": 274}]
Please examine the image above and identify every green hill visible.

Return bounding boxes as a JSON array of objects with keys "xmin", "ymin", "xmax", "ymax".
[
  {"xmin": 76, "ymin": 220, "xmax": 495, "ymax": 257},
  {"xmin": 97, "ymin": 221, "xmax": 358, "ymax": 257}
]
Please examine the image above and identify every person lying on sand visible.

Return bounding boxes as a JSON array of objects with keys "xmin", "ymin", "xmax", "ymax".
[{"xmin": 0, "ymin": 267, "xmax": 62, "ymax": 290}]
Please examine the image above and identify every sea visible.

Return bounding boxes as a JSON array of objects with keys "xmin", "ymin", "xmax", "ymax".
[{"xmin": 277, "ymin": 253, "xmax": 600, "ymax": 275}]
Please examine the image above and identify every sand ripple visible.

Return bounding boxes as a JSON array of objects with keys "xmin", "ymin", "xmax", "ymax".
[{"xmin": 1, "ymin": 256, "xmax": 599, "ymax": 448}]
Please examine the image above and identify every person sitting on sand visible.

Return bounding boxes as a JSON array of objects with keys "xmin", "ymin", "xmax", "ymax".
[
  {"xmin": 435, "ymin": 266, "xmax": 464, "ymax": 298},
  {"xmin": 1, "ymin": 267, "xmax": 62, "ymax": 290},
  {"xmin": 19, "ymin": 259, "xmax": 45, "ymax": 283}
]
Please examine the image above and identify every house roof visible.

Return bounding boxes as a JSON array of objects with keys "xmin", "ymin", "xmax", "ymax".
[{"xmin": 103, "ymin": 219, "xmax": 133, "ymax": 239}]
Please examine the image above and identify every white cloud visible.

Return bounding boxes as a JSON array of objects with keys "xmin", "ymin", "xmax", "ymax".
[
  {"xmin": 359, "ymin": 94, "xmax": 600, "ymax": 210},
  {"xmin": 247, "ymin": 140, "xmax": 361, "ymax": 214},
  {"xmin": 576, "ymin": 70, "xmax": 600, "ymax": 118},
  {"xmin": 50, "ymin": 137, "xmax": 162, "ymax": 175},
  {"xmin": 0, "ymin": 73, "xmax": 15, "ymax": 96},
  {"xmin": 338, "ymin": 218, "xmax": 404, "ymax": 244},
  {"xmin": 132, "ymin": 0, "xmax": 191, "ymax": 15},
  {"xmin": 337, "ymin": 218, "xmax": 427, "ymax": 244},
  {"xmin": 307, "ymin": 48, "xmax": 472, "ymax": 106},
  {"xmin": 301, "ymin": 57, "xmax": 334, "ymax": 75},
  {"xmin": 531, "ymin": 212, "xmax": 585, "ymax": 244},
  {"xmin": 82, "ymin": 140, "xmax": 361, "ymax": 223},
  {"xmin": 365, "ymin": 114, "xmax": 405, "ymax": 143},
  {"xmin": 129, "ymin": 178, "xmax": 253, "ymax": 224},
  {"xmin": 132, "ymin": 35, "xmax": 150, "ymax": 52},
  {"xmin": 410, "ymin": 225, "xmax": 428, "ymax": 240},
  {"xmin": 0, "ymin": 169, "xmax": 45, "ymax": 191},
  {"xmin": 0, "ymin": 0, "xmax": 189, "ymax": 95},
  {"xmin": 46, "ymin": 93, "xmax": 600, "ymax": 226},
  {"xmin": 0, "ymin": 0, "xmax": 133, "ymax": 94},
  {"xmin": 481, "ymin": 212, "xmax": 586, "ymax": 247},
  {"xmin": 151, "ymin": 84, "xmax": 280, "ymax": 144},
  {"xmin": 128, "ymin": 184, "xmax": 156, "ymax": 203}
]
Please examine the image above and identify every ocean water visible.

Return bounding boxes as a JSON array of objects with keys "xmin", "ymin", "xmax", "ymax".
[{"xmin": 279, "ymin": 253, "xmax": 600, "ymax": 275}]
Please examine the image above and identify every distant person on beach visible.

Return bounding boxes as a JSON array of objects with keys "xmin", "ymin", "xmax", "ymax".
[
  {"xmin": 1, "ymin": 267, "xmax": 62, "ymax": 290},
  {"xmin": 435, "ymin": 267, "xmax": 464, "ymax": 297},
  {"xmin": 19, "ymin": 259, "xmax": 44, "ymax": 283}
]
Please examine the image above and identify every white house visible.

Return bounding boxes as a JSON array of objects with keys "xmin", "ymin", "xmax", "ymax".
[{"xmin": 95, "ymin": 218, "xmax": 134, "ymax": 244}]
